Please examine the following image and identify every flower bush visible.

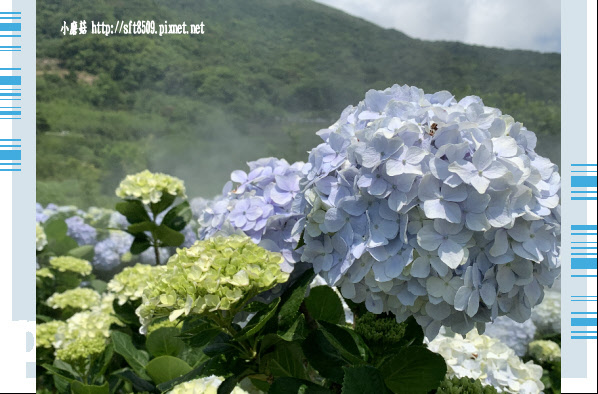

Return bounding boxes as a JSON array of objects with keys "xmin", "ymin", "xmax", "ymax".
[
  {"xmin": 35, "ymin": 85, "xmax": 561, "ymax": 394},
  {"xmin": 294, "ymin": 84, "xmax": 560, "ymax": 338}
]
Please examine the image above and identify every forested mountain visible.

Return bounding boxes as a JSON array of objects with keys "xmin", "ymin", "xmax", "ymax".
[{"xmin": 36, "ymin": 0, "xmax": 561, "ymax": 207}]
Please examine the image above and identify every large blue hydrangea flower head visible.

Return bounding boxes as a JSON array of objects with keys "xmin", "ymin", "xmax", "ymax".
[
  {"xmin": 198, "ymin": 157, "xmax": 306, "ymax": 273},
  {"xmin": 294, "ymin": 84, "xmax": 560, "ymax": 339}
]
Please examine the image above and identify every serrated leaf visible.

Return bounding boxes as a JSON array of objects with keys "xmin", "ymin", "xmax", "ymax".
[
  {"xmin": 263, "ymin": 342, "xmax": 308, "ymax": 380},
  {"xmin": 111, "ymin": 331, "xmax": 150, "ymax": 380},
  {"xmin": 278, "ymin": 269, "xmax": 315, "ymax": 330},
  {"xmin": 71, "ymin": 381, "xmax": 109, "ymax": 394},
  {"xmin": 145, "ymin": 356, "xmax": 192, "ymax": 385},
  {"xmin": 305, "ymin": 286, "xmax": 344, "ymax": 324},
  {"xmin": 162, "ymin": 201, "xmax": 192, "ymax": 231},
  {"xmin": 150, "ymin": 193, "xmax": 177, "ymax": 216},
  {"xmin": 342, "ymin": 365, "xmax": 389, "ymax": 394},
  {"xmin": 146, "ymin": 327, "xmax": 185, "ymax": 357},
  {"xmin": 269, "ymin": 377, "xmax": 329, "ymax": 394},
  {"xmin": 116, "ymin": 200, "xmax": 150, "ymax": 224},
  {"xmin": 236, "ymin": 298, "xmax": 280, "ymax": 341},
  {"xmin": 154, "ymin": 224, "xmax": 185, "ymax": 247},
  {"xmin": 379, "ymin": 346, "xmax": 447, "ymax": 394},
  {"xmin": 130, "ymin": 234, "xmax": 151, "ymax": 255},
  {"xmin": 278, "ymin": 314, "xmax": 307, "ymax": 342}
]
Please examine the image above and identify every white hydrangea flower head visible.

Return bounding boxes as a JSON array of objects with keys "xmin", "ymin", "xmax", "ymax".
[
  {"xmin": 36, "ymin": 222, "xmax": 47, "ymax": 251},
  {"xmin": 198, "ymin": 157, "xmax": 307, "ymax": 273},
  {"xmin": 531, "ymin": 289, "xmax": 561, "ymax": 335},
  {"xmin": 46, "ymin": 288, "xmax": 102, "ymax": 311},
  {"xmin": 483, "ymin": 316, "xmax": 536, "ymax": 357},
  {"xmin": 428, "ymin": 328, "xmax": 544, "ymax": 393},
  {"xmin": 294, "ymin": 84, "xmax": 561, "ymax": 339},
  {"xmin": 116, "ymin": 169, "xmax": 186, "ymax": 205},
  {"xmin": 107, "ymin": 263, "xmax": 160, "ymax": 305},
  {"xmin": 168, "ymin": 375, "xmax": 249, "ymax": 394}
]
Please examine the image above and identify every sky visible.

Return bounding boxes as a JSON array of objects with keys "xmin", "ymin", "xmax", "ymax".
[{"xmin": 314, "ymin": 0, "xmax": 561, "ymax": 53}]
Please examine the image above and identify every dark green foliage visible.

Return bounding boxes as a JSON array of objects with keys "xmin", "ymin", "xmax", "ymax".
[
  {"xmin": 434, "ymin": 377, "xmax": 499, "ymax": 394},
  {"xmin": 36, "ymin": 0, "xmax": 560, "ymax": 207}
]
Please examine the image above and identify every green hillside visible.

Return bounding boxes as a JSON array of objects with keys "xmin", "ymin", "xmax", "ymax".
[{"xmin": 36, "ymin": 0, "xmax": 561, "ymax": 207}]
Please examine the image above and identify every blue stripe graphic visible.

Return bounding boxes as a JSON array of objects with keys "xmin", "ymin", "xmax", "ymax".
[
  {"xmin": 572, "ymin": 176, "xmax": 598, "ymax": 187},
  {"xmin": 0, "ymin": 150, "xmax": 21, "ymax": 160},
  {"xmin": 0, "ymin": 76, "xmax": 21, "ymax": 85},
  {"xmin": 0, "ymin": 23, "xmax": 21, "ymax": 31}
]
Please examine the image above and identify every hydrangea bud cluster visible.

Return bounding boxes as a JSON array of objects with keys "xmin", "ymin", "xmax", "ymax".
[
  {"xmin": 483, "ymin": 316, "xmax": 536, "ymax": 357},
  {"xmin": 168, "ymin": 375, "xmax": 249, "ymax": 394},
  {"xmin": 36, "ymin": 222, "xmax": 47, "ymax": 251},
  {"xmin": 136, "ymin": 235, "xmax": 289, "ymax": 333},
  {"xmin": 528, "ymin": 340, "xmax": 561, "ymax": 364},
  {"xmin": 108, "ymin": 263, "xmax": 160, "ymax": 305},
  {"xmin": 198, "ymin": 158, "xmax": 307, "ymax": 272},
  {"xmin": 36, "ymin": 321, "xmax": 67, "ymax": 349},
  {"xmin": 294, "ymin": 84, "xmax": 561, "ymax": 338},
  {"xmin": 531, "ymin": 289, "xmax": 561, "ymax": 335},
  {"xmin": 36, "ymin": 267, "xmax": 55, "ymax": 280},
  {"xmin": 55, "ymin": 337, "xmax": 107, "ymax": 363},
  {"xmin": 49, "ymin": 256, "xmax": 93, "ymax": 276},
  {"xmin": 116, "ymin": 169, "xmax": 186, "ymax": 205},
  {"xmin": 46, "ymin": 288, "xmax": 102, "ymax": 311},
  {"xmin": 428, "ymin": 329, "xmax": 544, "ymax": 393}
]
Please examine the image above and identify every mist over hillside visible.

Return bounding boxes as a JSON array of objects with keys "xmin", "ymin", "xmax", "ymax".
[{"xmin": 36, "ymin": 0, "xmax": 561, "ymax": 207}]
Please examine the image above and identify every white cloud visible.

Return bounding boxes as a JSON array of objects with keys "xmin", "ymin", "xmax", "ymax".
[{"xmin": 314, "ymin": 0, "xmax": 561, "ymax": 53}]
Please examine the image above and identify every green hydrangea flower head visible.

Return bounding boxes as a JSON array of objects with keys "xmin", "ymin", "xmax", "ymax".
[
  {"xmin": 436, "ymin": 377, "xmax": 498, "ymax": 394},
  {"xmin": 55, "ymin": 337, "xmax": 106, "ymax": 363},
  {"xmin": 46, "ymin": 288, "xmax": 101, "ymax": 311},
  {"xmin": 108, "ymin": 263, "xmax": 158, "ymax": 305},
  {"xmin": 36, "ymin": 321, "xmax": 67, "ymax": 349},
  {"xmin": 137, "ymin": 235, "xmax": 289, "ymax": 332},
  {"xmin": 36, "ymin": 222, "xmax": 47, "ymax": 251},
  {"xmin": 116, "ymin": 169, "xmax": 186, "ymax": 205},
  {"xmin": 168, "ymin": 375, "xmax": 249, "ymax": 394},
  {"xmin": 49, "ymin": 256, "xmax": 92, "ymax": 276},
  {"xmin": 36, "ymin": 267, "xmax": 54, "ymax": 280},
  {"xmin": 528, "ymin": 340, "xmax": 561, "ymax": 364}
]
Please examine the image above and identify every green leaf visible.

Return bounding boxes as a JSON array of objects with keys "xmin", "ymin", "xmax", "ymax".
[
  {"xmin": 112, "ymin": 368, "xmax": 156, "ymax": 393},
  {"xmin": 217, "ymin": 375, "xmax": 249, "ymax": 394},
  {"xmin": 89, "ymin": 279, "xmax": 107, "ymax": 294},
  {"xmin": 127, "ymin": 221, "xmax": 157, "ymax": 234},
  {"xmin": 130, "ymin": 234, "xmax": 151, "ymax": 255},
  {"xmin": 146, "ymin": 327, "xmax": 185, "ymax": 357},
  {"xmin": 112, "ymin": 299, "xmax": 141, "ymax": 326},
  {"xmin": 305, "ymin": 286, "xmax": 344, "ymax": 324},
  {"xmin": 294, "ymin": 230, "xmax": 306, "ymax": 250},
  {"xmin": 67, "ymin": 245, "xmax": 95, "ymax": 260},
  {"xmin": 162, "ymin": 201, "xmax": 192, "ymax": 231},
  {"xmin": 145, "ymin": 356, "xmax": 193, "ymax": 385},
  {"xmin": 42, "ymin": 363, "xmax": 76, "ymax": 383},
  {"xmin": 269, "ymin": 377, "xmax": 330, "ymax": 394},
  {"xmin": 203, "ymin": 333, "xmax": 237, "ymax": 357},
  {"xmin": 111, "ymin": 331, "xmax": 151, "ymax": 380},
  {"xmin": 150, "ymin": 192, "xmax": 177, "ymax": 216},
  {"xmin": 154, "ymin": 224, "xmax": 185, "ymax": 247},
  {"xmin": 317, "ymin": 321, "xmax": 366, "ymax": 365},
  {"xmin": 342, "ymin": 365, "xmax": 390, "ymax": 394},
  {"xmin": 236, "ymin": 298, "xmax": 280, "ymax": 341},
  {"xmin": 302, "ymin": 330, "xmax": 347, "ymax": 383},
  {"xmin": 278, "ymin": 314, "xmax": 307, "ymax": 342},
  {"xmin": 263, "ymin": 342, "xmax": 308, "ymax": 380},
  {"xmin": 44, "ymin": 217, "xmax": 69, "ymax": 239},
  {"xmin": 401, "ymin": 316, "xmax": 425, "ymax": 347},
  {"xmin": 278, "ymin": 269, "xmax": 315, "ymax": 330},
  {"xmin": 188, "ymin": 328, "xmax": 222, "ymax": 348},
  {"xmin": 379, "ymin": 346, "xmax": 447, "ymax": 394},
  {"xmin": 71, "ymin": 381, "xmax": 109, "ymax": 394},
  {"xmin": 116, "ymin": 200, "xmax": 150, "ymax": 224},
  {"xmin": 89, "ymin": 344, "xmax": 114, "ymax": 381}
]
